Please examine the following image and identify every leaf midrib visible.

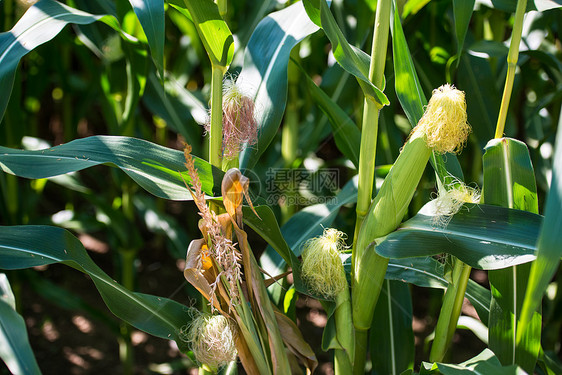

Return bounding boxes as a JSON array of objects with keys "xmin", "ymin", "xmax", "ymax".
[
  {"xmin": 386, "ymin": 262, "xmax": 489, "ymax": 314},
  {"xmin": 0, "ymin": 243, "xmax": 179, "ymax": 334},
  {"xmin": 399, "ymin": 224, "xmax": 536, "ymax": 254},
  {"xmin": 1, "ymin": 9, "xmax": 100, "ymax": 63}
]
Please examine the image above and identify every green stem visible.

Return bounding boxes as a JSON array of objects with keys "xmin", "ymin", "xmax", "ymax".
[
  {"xmin": 210, "ymin": 65, "xmax": 225, "ymax": 168},
  {"xmin": 334, "ymin": 270, "xmax": 354, "ymax": 375},
  {"xmin": 352, "ymin": 329, "xmax": 369, "ymax": 375},
  {"xmin": 352, "ymin": 0, "xmax": 391, "ymax": 254},
  {"xmin": 281, "ymin": 56, "xmax": 300, "ymax": 223},
  {"xmin": 350, "ymin": 2, "xmax": 391, "ymax": 371},
  {"xmin": 119, "ymin": 248, "xmax": 137, "ymax": 375},
  {"xmin": 429, "ymin": 258, "xmax": 472, "ymax": 362},
  {"xmin": 4, "ymin": 173, "xmax": 18, "ymax": 224},
  {"xmin": 352, "ymin": 131, "xmax": 432, "ymax": 373},
  {"xmin": 118, "ymin": 181, "xmax": 137, "ymax": 375},
  {"xmin": 494, "ymin": 0, "xmax": 527, "ymax": 139},
  {"xmin": 61, "ymin": 45, "xmax": 73, "ymax": 142},
  {"xmin": 4, "ymin": 0, "xmax": 13, "ymax": 29}
]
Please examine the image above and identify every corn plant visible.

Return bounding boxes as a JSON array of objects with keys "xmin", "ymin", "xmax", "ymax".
[{"xmin": 1, "ymin": 0, "xmax": 561, "ymax": 374}]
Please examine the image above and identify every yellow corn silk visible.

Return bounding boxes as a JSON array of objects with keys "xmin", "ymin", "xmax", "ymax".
[
  {"xmin": 301, "ymin": 228, "xmax": 348, "ymax": 300},
  {"xmin": 414, "ymin": 84, "xmax": 471, "ymax": 154},
  {"xmin": 431, "ymin": 180, "xmax": 481, "ymax": 228}
]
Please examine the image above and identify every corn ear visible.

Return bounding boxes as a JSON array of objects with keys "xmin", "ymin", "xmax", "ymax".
[
  {"xmin": 353, "ymin": 129, "xmax": 432, "ymax": 330},
  {"xmin": 352, "ymin": 84, "xmax": 470, "ymax": 332}
]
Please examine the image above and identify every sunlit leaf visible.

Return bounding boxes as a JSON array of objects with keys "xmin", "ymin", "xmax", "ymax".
[
  {"xmin": 0, "ymin": 136, "xmax": 223, "ymax": 200},
  {"xmin": 375, "ymin": 202, "xmax": 541, "ymax": 270},
  {"xmin": 0, "ymin": 226, "xmax": 190, "ymax": 351},
  {"xmin": 483, "ymin": 137, "xmax": 541, "ymax": 373},
  {"xmin": 128, "ymin": 0, "xmax": 165, "ymax": 74},
  {"xmin": 237, "ymin": 1, "xmax": 320, "ymax": 169},
  {"xmin": 302, "ymin": 0, "xmax": 389, "ymax": 107},
  {"xmin": 0, "ymin": 0, "xmax": 128, "ymax": 122},
  {"xmin": 420, "ymin": 348, "xmax": 526, "ymax": 374},
  {"xmin": 518, "ymin": 109, "xmax": 562, "ymax": 347},
  {"xmin": 172, "ymin": 0, "xmax": 233, "ymax": 68}
]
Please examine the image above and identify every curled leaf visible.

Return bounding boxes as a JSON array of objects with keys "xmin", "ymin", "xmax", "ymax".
[
  {"xmin": 184, "ymin": 239, "xmax": 226, "ymax": 314},
  {"xmin": 221, "ymin": 168, "xmax": 260, "ymax": 226},
  {"xmin": 275, "ymin": 311, "xmax": 318, "ymax": 373}
]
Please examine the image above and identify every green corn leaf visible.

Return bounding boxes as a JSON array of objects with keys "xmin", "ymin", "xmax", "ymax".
[
  {"xmin": 344, "ymin": 254, "xmax": 491, "ymax": 326},
  {"xmin": 452, "ymin": 0, "xmax": 475, "ymax": 62},
  {"xmin": 0, "ymin": 136, "xmax": 223, "ymax": 200},
  {"xmin": 370, "ymin": 280, "xmax": 415, "ymax": 375},
  {"xmin": 483, "ymin": 137, "xmax": 541, "ymax": 373},
  {"xmin": 237, "ymin": 1, "xmax": 320, "ymax": 169},
  {"xmin": 0, "ymin": 0, "xmax": 129, "ymax": 123},
  {"xmin": 302, "ymin": 0, "xmax": 389, "ymax": 107},
  {"xmin": 402, "ymin": 0, "xmax": 431, "ymax": 18},
  {"xmin": 0, "ymin": 274, "xmax": 42, "ymax": 375},
  {"xmin": 0, "ymin": 226, "xmax": 190, "ymax": 352},
  {"xmin": 457, "ymin": 54, "xmax": 498, "ymax": 147},
  {"xmin": 481, "ymin": 0, "xmax": 562, "ymax": 12},
  {"xmin": 374, "ymin": 202, "xmax": 540, "ymax": 270},
  {"xmin": 142, "ymin": 71, "xmax": 206, "ymax": 152},
  {"xmin": 383, "ymin": 257, "xmax": 491, "ymax": 326},
  {"xmin": 301, "ymin": 65, "xmax": 361, "ymax": 168},
  {"xmin": 390, "ymin": 2, "xmax": 464, "ymax": 183},
  {"xmin": 518, "ymin": 111, "xmax": 562, "ymax": 346},
  {"xmin": 242, "ymin": 205, "xmax": 306, "ymax": 296},
  {"xmin": 420, "ymin": 348, "xmax": 526, "ymax": 375},
  {"xmin": 128, "ymin": 0, "xmax": 165, "ymax": 74},
  {"xmin": 171, "ymin": 0, "xmax": 233, "ymax": 68},
  {"xmin": 390, "ymin": 2, "xmax": 424, "ymax": 128},
  {"xmin": 482, "ymin": 137, "xmax": 538, "ymax": 211}
]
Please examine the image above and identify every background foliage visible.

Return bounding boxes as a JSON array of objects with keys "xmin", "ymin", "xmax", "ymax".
[{"xmin": 0, "ymin": 0, "xmax": 561, "ymax": 374}]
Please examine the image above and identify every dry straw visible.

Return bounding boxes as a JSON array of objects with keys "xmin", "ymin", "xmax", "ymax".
[{"xmin": 301, "ymin": 228, "xmax": 348, "ymax": 300}]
